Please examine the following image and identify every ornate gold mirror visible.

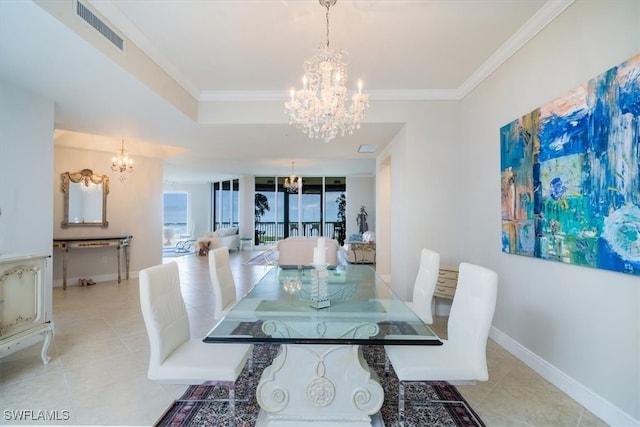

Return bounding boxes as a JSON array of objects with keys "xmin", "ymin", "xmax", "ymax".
[{"xmin": 61, "ymin": 169, "xmax": 109, "ymax": 228}]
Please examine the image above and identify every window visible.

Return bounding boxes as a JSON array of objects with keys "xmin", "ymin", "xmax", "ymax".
[
  {"xmin": 163, "ymin": 192, "xmax": 189, "ymax": 237},
  {"xmin": 254, "ymin": 176, "xmax": 345, "ymax": 244},
  {"xmin": 212, "ymin": 179, "xmax": 239, "ymax": 230}
]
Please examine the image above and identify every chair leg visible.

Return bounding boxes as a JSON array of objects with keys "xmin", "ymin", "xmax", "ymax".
[
  {"xmin": 384, "ymin": 352, "xmax": 390, "ymax": 375},
  {"xmin": 228, "ymin": 382, "xmax": 235, "ymax": 416},
  {"xmin": 398, "ymin": 380, "xmax": 406, "ymax": 426},
  {"xmin": 247, "ymin": 349, "xmax": 255, "ymax": 393}
]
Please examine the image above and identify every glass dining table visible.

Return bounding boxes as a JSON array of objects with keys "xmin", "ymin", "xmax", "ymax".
[{"xmin": 204, "ymin": 264, "xmax": 441, "ymax": 426}]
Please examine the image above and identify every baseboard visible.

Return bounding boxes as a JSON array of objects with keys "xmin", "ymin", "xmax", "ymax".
[
  {"xmin": 52, "ymin": 271, "xmax": 138, "ymax": 288},
  {"xmin": 490, "ymin": 326, "xmax": 639, "ymax": 426}
]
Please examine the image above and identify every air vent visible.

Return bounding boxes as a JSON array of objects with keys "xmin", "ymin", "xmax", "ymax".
[{"xmin": 76, "ymin": 1, "xmax": 124, "ymax": 51}]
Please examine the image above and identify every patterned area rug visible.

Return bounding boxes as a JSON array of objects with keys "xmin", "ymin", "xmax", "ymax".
[
  {"xmin": 163, "ymin": 241, "xmax": 197, "ymax": 258},
  {"xmin": 162, "ymin": 249, "xmax": 194, "ymax": 258},
  {"xmin": 155, "ymin": 344, "xmax": 485, "ymax": 427}
]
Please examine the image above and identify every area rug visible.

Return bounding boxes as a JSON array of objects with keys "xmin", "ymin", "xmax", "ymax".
[
  {"xmin": 244, "ymin": 250, "xmax": 279, "ymax": 266},
  {"xmin": 163, "ymin": 241, "xmax": 198, "ymax": 258},
  {"xmin": 162, "ymin": 248, "xmax": 194, "ymax": 258},
  {"xmin": 155, "ymin": 345, "xmax": 485, "ymax": 427}
]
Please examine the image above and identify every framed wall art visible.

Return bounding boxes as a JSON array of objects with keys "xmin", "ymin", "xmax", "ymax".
[{"xmin": 500, "ymin": 54, "xmax": 639, "ymax": 276}]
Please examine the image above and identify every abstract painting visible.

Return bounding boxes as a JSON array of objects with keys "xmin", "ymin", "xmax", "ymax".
[{"xmin": 500, "ymin": 54, "xmax": 639, "ymax": 276}]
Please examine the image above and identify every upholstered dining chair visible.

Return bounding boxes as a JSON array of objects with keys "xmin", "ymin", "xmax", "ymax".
[
  {"xmin": 208, "ymin": 247, "xmax": 238, "ymax": 319},
  {"xmin": 385, "ymin": 262, "xmax": 498, "ymax": 423},
  {"xmin": 139, "ymin": 262, "xmax": 253, "ymax": 414},
  {"xmin": 405, "ymin": 248, "xmax": 440, "ymax": 325}
]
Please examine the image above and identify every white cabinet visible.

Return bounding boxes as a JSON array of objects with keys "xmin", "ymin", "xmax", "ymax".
[{"xmin": 0, "ymin": 253, "xmax": 53, "ymax": 364}]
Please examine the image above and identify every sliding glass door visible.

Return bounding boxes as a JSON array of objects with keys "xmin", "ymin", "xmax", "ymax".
[
  {"xmin": 254, "ymin": 176, "xmax": 346, "ymax": 245},
  {"xmin": 212, "ymin": 179, "xmax": 239, "ymax": 230}
]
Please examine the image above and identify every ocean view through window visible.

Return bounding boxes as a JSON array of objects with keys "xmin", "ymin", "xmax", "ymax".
[
  {"xmin": 163, "ymin": 192, "xmax": 189, "ymax": 237},
  {"xmin": 255, "ymin": 176, "xmax": 345, "ymax": 244}
]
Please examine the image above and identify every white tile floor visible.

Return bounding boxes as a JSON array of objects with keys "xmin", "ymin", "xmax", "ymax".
[{"xmin": 0, "ymin": 250, "xmax": 607, "ymax": 426}]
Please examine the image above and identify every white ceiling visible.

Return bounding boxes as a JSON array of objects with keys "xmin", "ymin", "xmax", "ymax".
[{"xmin": 0, "ymin": 0, "xmax": 571, "ymax": 183}]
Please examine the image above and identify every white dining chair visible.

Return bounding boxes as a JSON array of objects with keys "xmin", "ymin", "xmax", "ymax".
[
  {"xmin": 405, "ymin": 248, "xmax": 440, "ymax": 325},
  {"xmin": 208, "ymin": 247, "xmax": 238, "ymax": 319},
  {"xmin": 139, "ymin": 262, "xmax": 253, "ymax": 415},
  {"xmin": 385, "ymin": 262, "xmax": 498, "ymax": 423}
]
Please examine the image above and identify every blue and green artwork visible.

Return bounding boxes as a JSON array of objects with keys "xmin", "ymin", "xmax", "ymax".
[{"xmin": 500, "ymin": 54, "xmax": 639, "ymax": 276}]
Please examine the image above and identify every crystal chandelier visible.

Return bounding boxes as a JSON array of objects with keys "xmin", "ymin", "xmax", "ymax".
[
  {"xmin": 283, "ymin": 162, "xmax": 302, "ymax": 193},
  {"xmin": 284, "ymin": 0, "xmax": 369, "ymax": 143},
  {"xmin": 111, "ymin": 139, "xmax": 134, "ymax": 173}
]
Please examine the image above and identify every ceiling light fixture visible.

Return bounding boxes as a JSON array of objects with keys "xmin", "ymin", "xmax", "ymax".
[
  {"xmin": 111, "ymin": 139, "xmax": 134, "ymax": 174},
  {"xmin": 357, "ymin": 144, "xmax": 378, "ymax": 153},
  {"xmin": 284, "ymin": 0, "xmax": 369, "ymax": 143},
  {"xmin": 283, "ymin": 161, "xmax": 302, "ymax": 193}
]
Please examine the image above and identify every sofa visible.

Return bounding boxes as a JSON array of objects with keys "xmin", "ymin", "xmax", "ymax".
[
  {"xmin": 197, "ymin": 227, "xmax": 240, "ymax": 255},
  {"xmin": 276, "ymin": 237, "xmax": 340, "ymax": 266}
]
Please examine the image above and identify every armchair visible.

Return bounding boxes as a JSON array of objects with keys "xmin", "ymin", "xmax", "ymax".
[{"xmin": 276, "ymin": 237, "xmax": 340, "ymax": 266}]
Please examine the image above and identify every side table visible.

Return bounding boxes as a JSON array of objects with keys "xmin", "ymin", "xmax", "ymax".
[
  {"xmin": 434, "ymin": 264, "xmax": 459, "ymax": 316},
  {"xmin": 239, "ymin": 237, "xmax": 254, "ymax": 251},
  {"xmin": 346, "ymin": 242, "xmax": 376, "ymax": 264}
]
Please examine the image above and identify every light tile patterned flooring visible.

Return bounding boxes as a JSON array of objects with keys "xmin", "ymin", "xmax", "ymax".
[{"xmin": 0, "ymin": 250, "xmax": 606, "ymax": 426}]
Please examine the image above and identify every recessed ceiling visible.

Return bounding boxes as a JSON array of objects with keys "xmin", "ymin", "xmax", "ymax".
[{"xmin": 0, "ymin": 0, "xmax": 572, "ymax": 183}]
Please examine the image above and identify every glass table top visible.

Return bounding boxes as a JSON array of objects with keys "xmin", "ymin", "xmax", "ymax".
[{"xmin": 204, "ymin": 265, "xmax": 442, "ymax": 346}]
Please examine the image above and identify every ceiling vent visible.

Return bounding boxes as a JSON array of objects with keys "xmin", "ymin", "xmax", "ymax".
[{"xmin": 75, "ymin": 1, "xmax": 124, "ymax": 52}]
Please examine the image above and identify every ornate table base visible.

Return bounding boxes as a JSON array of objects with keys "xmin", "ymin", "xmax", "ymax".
[{"xmin": 256, "ymin": 344, "xmax": 384, "ymax": 426}]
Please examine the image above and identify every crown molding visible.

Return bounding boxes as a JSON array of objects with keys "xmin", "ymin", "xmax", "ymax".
[
  {"xmin": 457, "ymin": 0, "xmax": 575, "ymax": 97},
  {"xmin": 198, "ymin": 89, "xmax": 463, "ymax": 102},
  {"xmin": 90, "ymin": 0, "xmax": 575, "ymax": 104},
  {"xmin": 199, "ymin": 91, "xmax": 287, "ymax": 102}
]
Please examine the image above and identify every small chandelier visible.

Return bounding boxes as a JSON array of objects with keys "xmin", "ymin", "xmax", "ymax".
[
  {"xmin": 111, "ymin": 139, "xmax": 134, "ymax": 173},
  {"xmin": 284, "ymin": 0, "xmax": 369, "ymax": 143},
  {"xmin": 283, "ymin": 162, "xmax": 302, "ymax": 193}
]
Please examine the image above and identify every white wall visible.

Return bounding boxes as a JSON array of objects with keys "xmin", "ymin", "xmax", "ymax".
[
  {"xmin": 375, "ymin": 154, "xmax": 392, "ymax": 278},
  {"xmin": 345, "ymin": 176, "xmax": 375, "ymax": 239},
  {"xmin": 0, "ymin": 82, "xmax": 54, "ymax": 257},
  {"xmin": 0, "ymin": 82, "xmax": 55, "ymax": 354},
  {"xmin": 458, "ymin": 1, "xmax": 639, "ymax": 423},
  {"xmin": 239, "ymin": 176, "xmax": 255, "ymax": 239},
  {"xmin": 378, "ymin": 100, "xmax": 463, "ymax": 299},
  {"xmin": 53, "ymin": 146, "xmax": 163, "ymax": 285},
  {"xmin": 379, "ymin": 1, "xmax": 639, "ymax": 423}
]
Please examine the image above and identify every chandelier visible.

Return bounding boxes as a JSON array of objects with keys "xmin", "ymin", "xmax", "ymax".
[
  {"xmin": 111, "ymin": 139, "xmax": 134, "ymax": 173},
  {"xmin": 283, "ymin": 162, "xmax": 302, "ymax": 193},
  {"xmin": 284, "ymin": 0, "xmax": 369, "ymax": 143}
]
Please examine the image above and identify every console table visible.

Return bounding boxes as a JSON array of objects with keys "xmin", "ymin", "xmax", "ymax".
[
  {"xmin": 53, "ymin": 236, "xmax": 132, "ymax": 290},
  {"xmin": 345, "ymin": 242, "xmax": 376, "ymax": 264}
]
